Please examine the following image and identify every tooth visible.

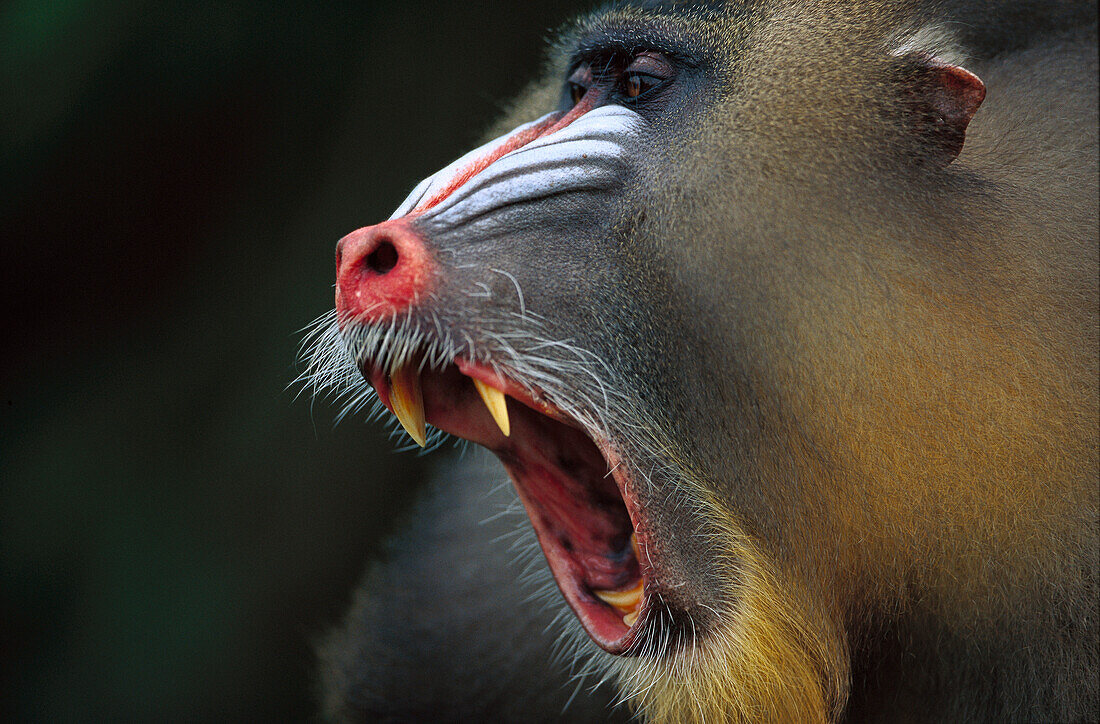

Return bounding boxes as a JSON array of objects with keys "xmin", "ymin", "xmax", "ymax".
[
  {"xmin": 389, "ymin": 363, "xmax": 427, "ymax": 447},
  {"xmin": 593, "ymin": 579, "xmax": 643, "ymax": 612},
  {"xmin": 472, "ymin": 378, "xmax": 510, "ymax": 437},
  {"xmin": 623, "ymin": 611, "xmax": 639, "ymax": 627}
]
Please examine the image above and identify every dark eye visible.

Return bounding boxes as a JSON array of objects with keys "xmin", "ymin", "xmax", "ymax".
[
  {"xmin": 567, "ymin": 64, "xmax": 593, "ymax": 107},
  {"xmin": 617, "ymin": 52, "xmax": 674, "ymax": 103},
  {"xmin": 622, "ymin": 72, "xmax": 661, "ymax": 100}
]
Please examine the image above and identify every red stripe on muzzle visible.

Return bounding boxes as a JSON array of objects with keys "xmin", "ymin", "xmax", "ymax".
[
  {"xmin": 413, "ymin": 92, "xmax": 599, "ymax": 213},
  {"xmin": 335, "ymin": 93, "xmax": 599, "ymax": 325}
]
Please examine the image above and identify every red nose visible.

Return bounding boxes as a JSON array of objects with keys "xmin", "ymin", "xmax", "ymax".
[{"xmin": 334, "ymin": 218, "xmax": 434, "ymax": 325}]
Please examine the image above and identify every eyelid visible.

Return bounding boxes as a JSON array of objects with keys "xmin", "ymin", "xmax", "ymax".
[
  {"xmin": 568, "ymin": 63, "xmax": 593, "ymax": 87},
  {"xmin": 625, "ymin": 52, "xmax": 673, "ymax": 78},
  {"xmin": 565, "ymin": 52, "xmax": 673, "ymax": 106}
]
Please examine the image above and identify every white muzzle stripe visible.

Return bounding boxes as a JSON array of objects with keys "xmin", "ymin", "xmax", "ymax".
[{"xmin": 388, "ymin": 105, "xmax": 645, "ymax": 226}]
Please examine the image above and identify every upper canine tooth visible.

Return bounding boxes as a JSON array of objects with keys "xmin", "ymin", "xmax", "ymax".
[
  {"xmin": 389, "ymin": 363, "xmax": 427, "ymax": 447},
  {"xmin": 472, "ymin": 378, "xmax": 510, "ymax": 437},
  {"xmin": 593, "ymin": 579, "xmax": 643, "ymax": 612}
]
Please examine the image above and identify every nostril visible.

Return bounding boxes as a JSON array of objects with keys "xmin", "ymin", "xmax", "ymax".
[
  {"xmin": 366, "ymin": 239, "xmax": 399, "ymax": 274},
  {"xmin": 335, "ymin": 220, "xmax": 432, "ymax": 322}
]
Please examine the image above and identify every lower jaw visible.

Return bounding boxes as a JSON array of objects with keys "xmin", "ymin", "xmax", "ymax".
[
  {"xmin": 499, "ymin": 444, "xmax": 650, "ymax": 653},
  {"xmin": 368, "ymin": 359, "xmax": 653, "ymax": 654}
]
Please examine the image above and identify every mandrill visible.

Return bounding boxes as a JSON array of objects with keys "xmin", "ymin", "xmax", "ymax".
[{"xmin": 304, "ymin": 1, "xmax": 1098, "ymax": 721}]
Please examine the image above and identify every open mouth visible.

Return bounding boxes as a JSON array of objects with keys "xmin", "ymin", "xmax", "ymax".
[{"xmin": 364, "ymin": 356, "xmax": 651, "ymax": 654}]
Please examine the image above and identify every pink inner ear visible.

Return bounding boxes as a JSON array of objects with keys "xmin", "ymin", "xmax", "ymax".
[
  {"xmin": 902, "ymin": 55, "xmax": 987, "ymax": 166},
  {"xmin": 933, "ymin": 64, "xmax": 986, "ymax": 127}
]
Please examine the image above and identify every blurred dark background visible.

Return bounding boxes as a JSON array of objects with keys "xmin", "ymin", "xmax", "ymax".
[{"xmin": 1, "ymin": 2, "xmax": 586, "ymax": 719}]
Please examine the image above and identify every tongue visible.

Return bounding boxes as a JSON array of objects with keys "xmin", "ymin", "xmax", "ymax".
[
  {"xmin": 493, "ymin": 427, "xmax": 637, "ymax": 591},
  {"xmin": 377, "ymin": 362, "xmax": 638, "ymax": 597}
]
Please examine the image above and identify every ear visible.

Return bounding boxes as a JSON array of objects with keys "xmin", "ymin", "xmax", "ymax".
[{"xmin": 896, "ymin": 54, "xmax": 986, "ymax": 167}]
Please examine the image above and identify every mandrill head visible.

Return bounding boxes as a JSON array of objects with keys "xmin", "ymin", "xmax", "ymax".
[{"xmin": 307, "ymin": 2, "xmax": 1098, "ymax": 721}]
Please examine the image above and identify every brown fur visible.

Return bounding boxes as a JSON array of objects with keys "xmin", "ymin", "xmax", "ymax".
[
  {"xmin": 319, "ymin": 2, "xmax": 1098, "ymax": 721},
  {"xmin": 516, "ymin": 4, "xmax": 1096, "ymax": 720}
]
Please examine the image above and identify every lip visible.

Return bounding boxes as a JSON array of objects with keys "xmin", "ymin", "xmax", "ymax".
[{"xmin": 367, "ymin": 358, "xmax": 653, "ymax": 654}]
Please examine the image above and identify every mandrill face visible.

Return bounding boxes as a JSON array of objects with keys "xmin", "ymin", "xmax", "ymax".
[{"xmin": 308, "ymin": 3, "xmax": 1098, "ymax": 721}]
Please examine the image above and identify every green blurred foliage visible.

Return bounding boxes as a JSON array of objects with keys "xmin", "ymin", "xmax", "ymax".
[{"xmin": 1, "ymin": 1, "xmax": 586, "ymax": 719}]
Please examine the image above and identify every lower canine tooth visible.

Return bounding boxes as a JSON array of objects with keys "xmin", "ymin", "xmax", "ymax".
[
  {"xmin": 623, "ymin": 611, "xmax": 639, "ymax": 627},
  {"xmin": 389, "ymin": 364, "xmax": 427, "ymax": 447},
  {"xmin": 593, "ymin": 579, "xmax": 643, "ymax": 612},
  {"xmin": 472, "ymin": 378, "xmax": 510, "ymax": 437}
]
